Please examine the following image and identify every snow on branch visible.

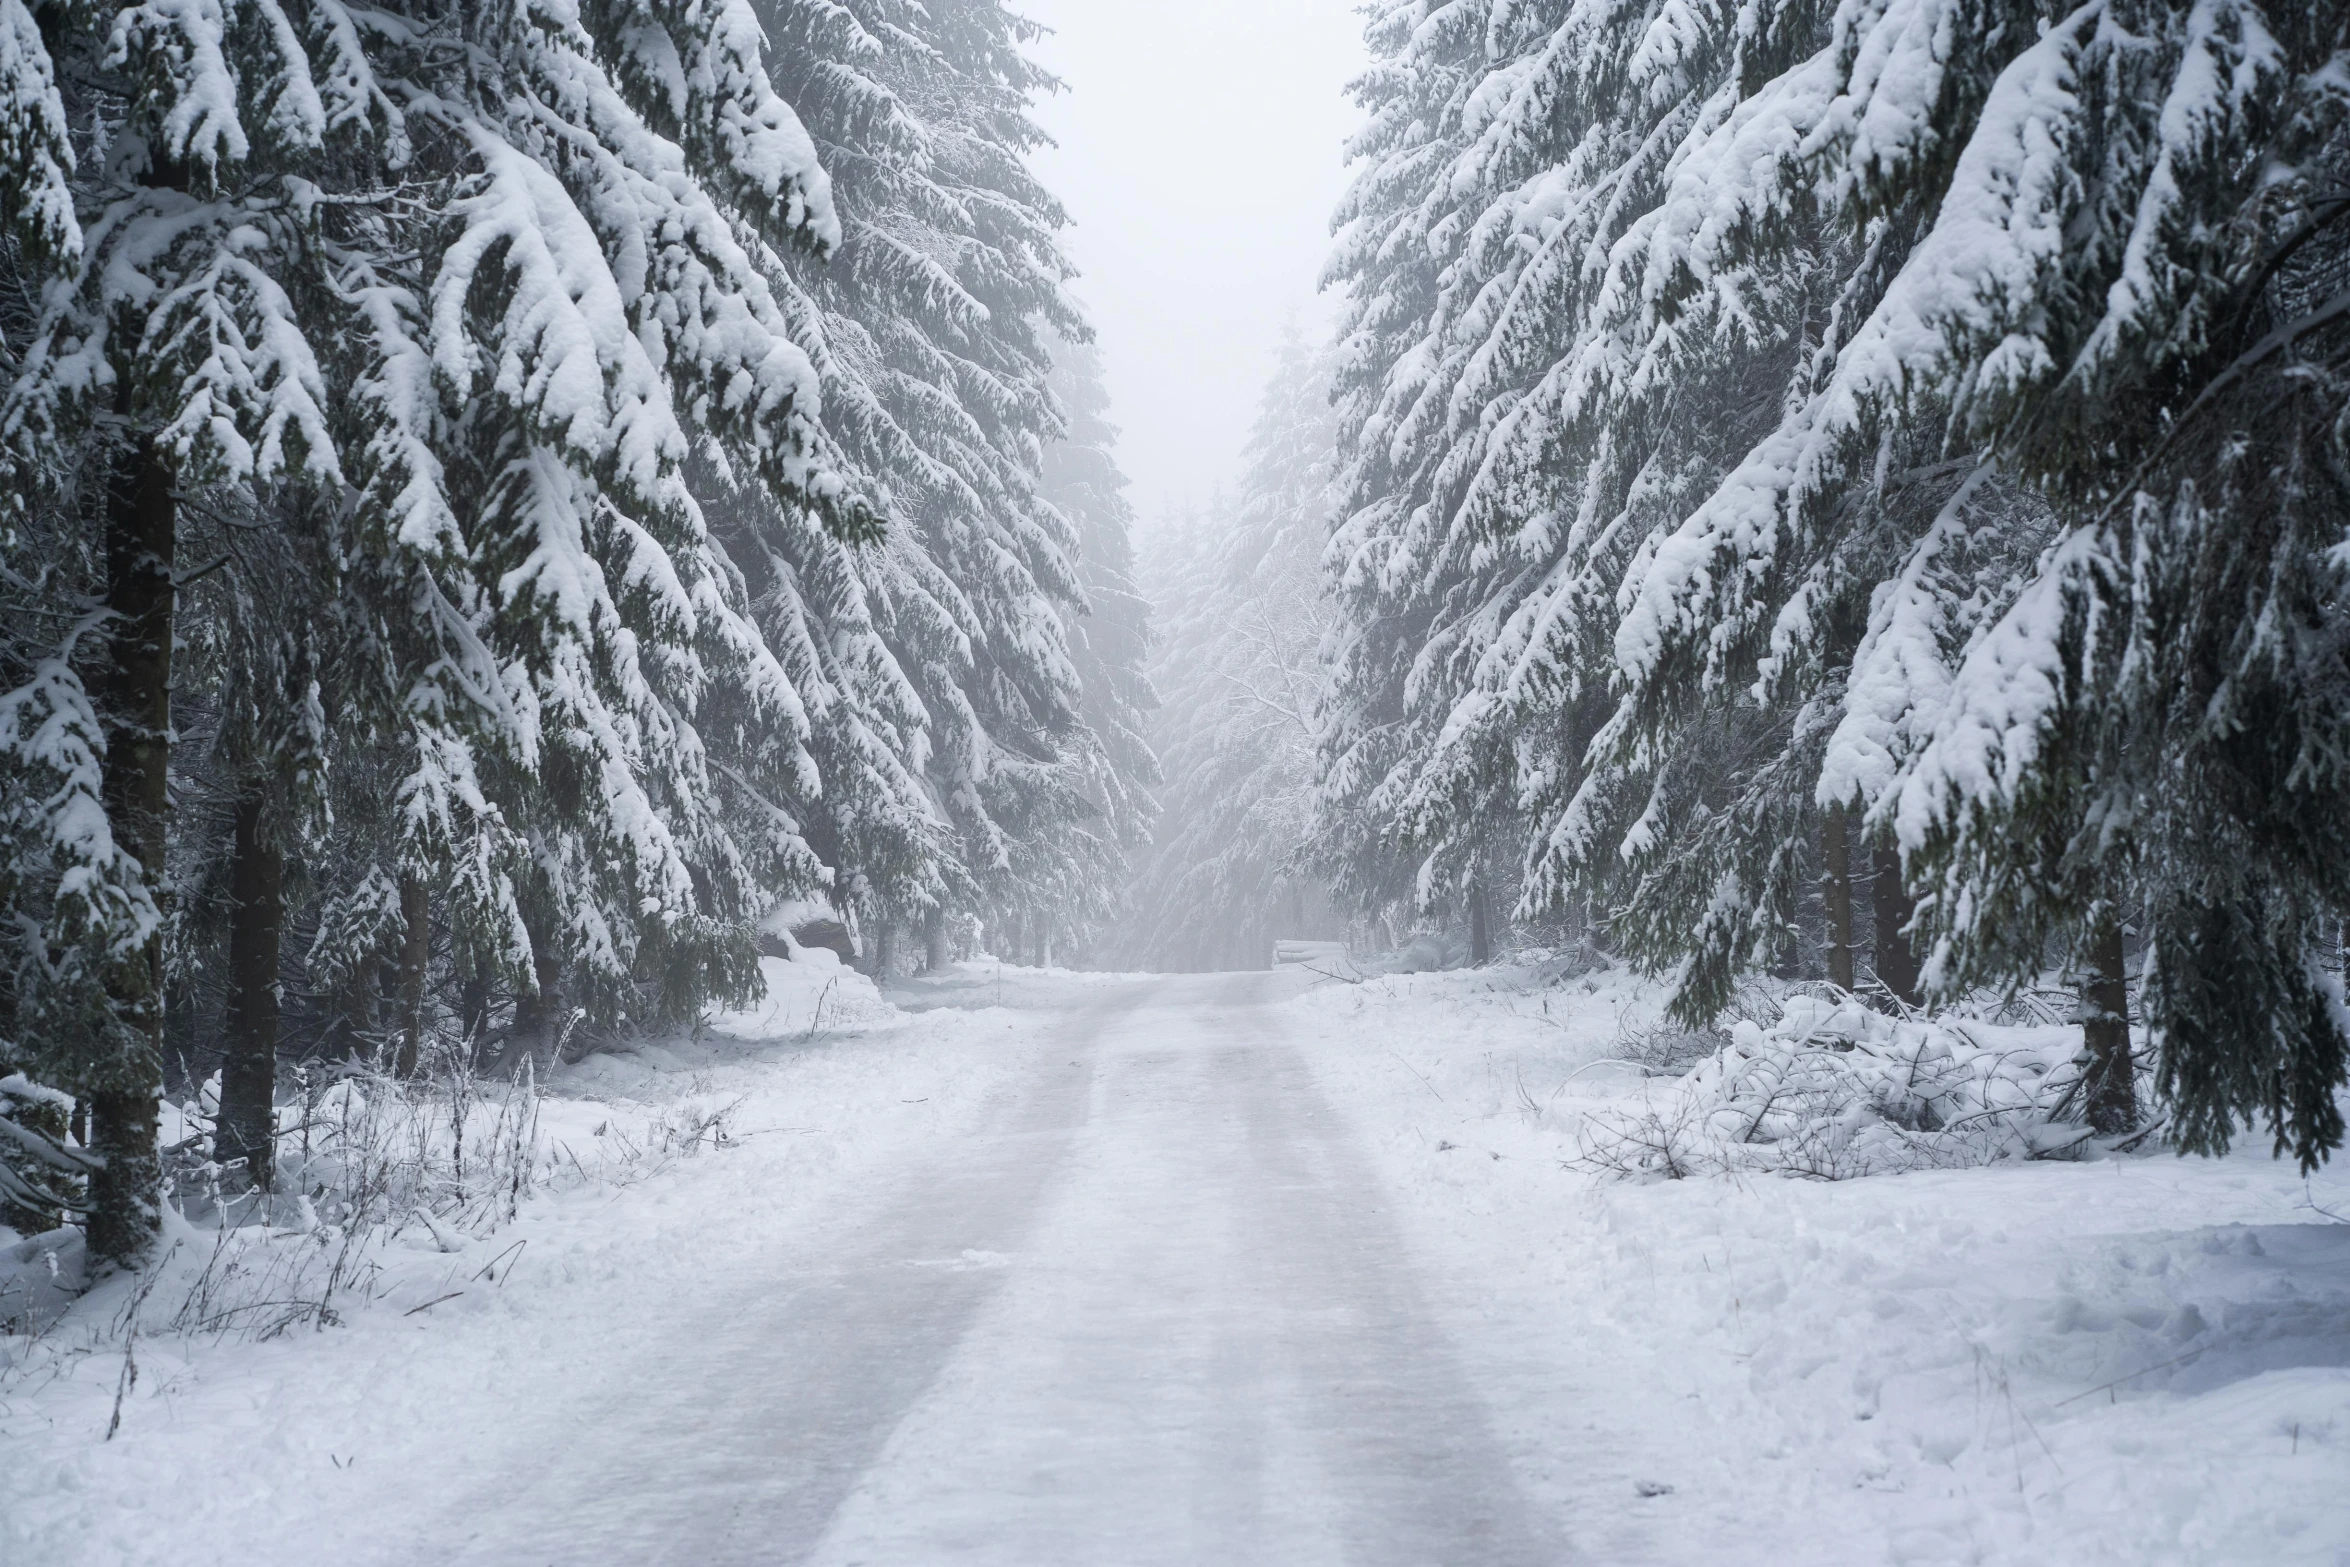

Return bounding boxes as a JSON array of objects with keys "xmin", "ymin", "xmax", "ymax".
[{"xmin": 1578, "ymin": 995, "xmax": 2120, "ymax": 1180}]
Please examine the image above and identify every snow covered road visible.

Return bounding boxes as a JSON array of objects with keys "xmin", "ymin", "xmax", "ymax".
[
  {"xmin": 393, "ymin": 970, "xmax": 1558, "ymax": 1565},
  {"xmin": 414, "ymin": 972, "xmax": 1546, "ymax": 1563},
  {"xmin": 10, "ymin": 970, "xmax": 1564, "ymax": 1566},
  {"xmin": 801, "ymin": 971, "xmax": 1561, "ymax": 1567},
  {"xmin": 19, "ymin": 960, "xmax": 2343, "ymax": 1566}
]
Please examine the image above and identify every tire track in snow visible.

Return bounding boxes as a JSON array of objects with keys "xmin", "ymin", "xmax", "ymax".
[
  {"xmin": 400, "ymin": 979, "xmax": 1152, "ymax": 1567},
  {"xmin": 802, "ymin": 970, "xmax": 1567, "ymax": 1566}
]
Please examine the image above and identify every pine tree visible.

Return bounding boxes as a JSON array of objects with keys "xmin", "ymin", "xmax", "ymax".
[
  {"xmin": 1, "ymin": 0, "xmax": 351, "ymax": 1259},
  {"xmin": 170, "ymin": 495, "xmax": 332, "ymax": 1186},
  {"xmin": 1130, "ymin": 341, "xmax": 1342, "ymax": 972},
  {"xmin": 1321, "ymin": 0, "xmax": 2350, "ymax": 1166},
  {"xmin": 1317, "ymin": 0, "xmax": 2054, "ymax": 1021},
  {"xmin": 0, "ymin": 0, "xmax": 862, "ymax": 1256},
  {"xmin": 1042, "ymin": 334, "xmax": 1158, "ymax": 962},
  {"xmin": 1872, "ymin": 0, "xmax": 2350, "ymax": 1166},
  {"xmin": 1321, "ymin": 0, "xmax": 1835, "ymax": 994},
  {"xmin": 756, "ymin": 0, "xmax": 1101, "ymax": 951},
  {"xmin": 1319, "ymin": 0, "xmax": 1518, "ymax": 925},
  {"xmin": 1581, "ymin": 0, "xmax": 2350, "ymax": 1162}
]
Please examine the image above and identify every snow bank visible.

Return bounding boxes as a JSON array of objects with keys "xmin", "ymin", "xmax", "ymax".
[
  {"xmin": 1583, "ymin": 995, "xmax": 2105, "ymax": 1179},
  {"xmin": 2, "ymin": 953, "xmax": 904, "ymax": 1387},
  {"xmin": 2, "ymin": 1060, "xmax": 631, "ymax": 1348},
  {"xmin": 1277, "ymin": 959, "xmax": 2350, "ymax": 1566},
  {"xmin": 704, "ymin": 952, "xmax": 894, "ymax": 1041}
]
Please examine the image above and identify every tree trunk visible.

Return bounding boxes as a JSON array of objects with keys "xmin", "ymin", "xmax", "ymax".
[
  {"xmin": 1870, "ymin": 841, "xmax": 1923, "ymax": 1009},
  {"xmin": 874, "ymin": 920, "xmax": 897, "ymax": 983},
  {"xmin": 924, "ymin": 906, "xmax": 949, "ymax": 973},
  {"xmin": 88, "ymin": 431, "xmax": 175, "ymax": 1265},
  {"xmin": 2080, "ymin": 915, "xmax": 2136, "ymax": 1135},
  {"xmin": 459, "ymin": 968, "xmax": 493, "ymax": 1058},
  {"xmin": 531, "ymin": 949, "xmax": 565, "ymax": 1071},
  {"xmin": 1824, "ymin": 805, "xmax": 1856, "ymax": 993},
  {"xmin": 332, "ymin": 953, "xmax": 380, "ymax": 1061},
  {"xmin": 506, "ymin": 946, "xmax": 564, "ymax": 1077},
  {"xmin": 393, "ymin": 873, "xmax": 430, "ymax": 1078},
  {"xmin": 1469, "ymin": 879, "xmax": 1492, "ymax": 966},
  {"xmin": 215, "ymin": 792, "xmax": 283, "ymax": 1189},
  {"xmin": 507, "ymin": 976, "xmax": 542, "ymax": 1077}
]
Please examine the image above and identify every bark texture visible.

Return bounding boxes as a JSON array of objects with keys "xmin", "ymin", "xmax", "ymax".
[
  {"xmin": 2081, "ymin": 916, "xmax": 2137, "ymax": 1135},
  {"xmin": 215, "ymin": 792, "xmax": 283, "ymax": 1188},
  {"xmin": 88, "ymin": 432, "xmax": 175, "ymax": 1264},
  {"xmin": 1824, "ymin": 806, "xmax": 1855, "ymax": 993},
  {"xmin": 394, "ymin": 873, "xmax": 430, "ymax": 1078},
  {"xmin": 1870, "ymin": 842, "xmax": 1923, "ymax": 1009},
  {"xmin": 526, "ymin": 948, "xmax": 565, "ymax": 1072}
]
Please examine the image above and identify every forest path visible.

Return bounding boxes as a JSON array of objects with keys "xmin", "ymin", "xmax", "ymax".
[{"xmin": 402, "ymin": 969, "xmax": 1563, "ymax": 1566}]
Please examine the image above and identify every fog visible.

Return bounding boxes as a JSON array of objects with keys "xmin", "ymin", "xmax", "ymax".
[{"xmin": 1022, "ymin": 1, "xmax": 1366, "ymax": 539}]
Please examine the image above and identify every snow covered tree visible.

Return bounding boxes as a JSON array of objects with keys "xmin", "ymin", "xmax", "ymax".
[
  {"xmin": 0, "ymin": 0, "xmax": 860, "ymax": 1253},
  {"xmin": 1575, "ymin": 0, "xmax": 2350, "ymax": 1162},
  {"xmin": 404, "ymin": 0, "xmax": 847, "ymax": 1049},
  {"xmin": 0, "ymin": 0, "xmax": 357, "ymax": 1256},
  {"xmin": 1323, "ymin": 0, "xmax": 2350, "ymax": 1165},
  {"xmin": 1316, "ymin": 0, "xmax": 2015, "ymax": 1014},
  {"xmin": 1319, "ymin": 0, "xmax": 1525, "ymax": 928},
  {"xmin": 0, "ymin": 0, "xmax": 1153, "ymax": 1271},
  {"xmin": 1129, "ymin": 340, "xmax": 1344, "ymax": 972},
  {"xmin": 1042, "ymin": 334, "xmax": 1157, "ymax": 963},
  {"xmin": 755, "ymin": 0, "xmax": 1102, "ymax": 957},
  {"xmin": 164, "ymin": 494, "xmax": 333, "ymax": 1187},
  {"xmin": 1870, "ymin": 0, "xmax": 2350, "ymax": 1165}
]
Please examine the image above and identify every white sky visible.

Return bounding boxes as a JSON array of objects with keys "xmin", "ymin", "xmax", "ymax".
[{"xmin": 1021, "ymin": 1, "xmax": 1367, "ymax": 536}]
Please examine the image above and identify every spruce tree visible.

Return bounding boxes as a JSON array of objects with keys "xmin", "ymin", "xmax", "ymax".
[
  {"xmin": 1131, "ymin": 342, "xmax": 1342, "ymax": 972},
  {"xmin": 1042, "ymin": 335, "xmax": 1158, "ymax": 961},
  {"xmin": 1, "ymin": 0, "xmax": 350, "ymax": 1260},
  {"xmin": 1319, "ymin": 0, "xmax": 1517, "ymax": 925},
  {"xmin": 757, "ymin": 0, "xmax": 1101, "ymax": 947},
  {"xmin": 1321, "ymin": 0, "xmax": 2350, "ymax": 1165},
  {"xmin": 0, "ymin": 0, "xmax": 864, "ymax": 1257}
]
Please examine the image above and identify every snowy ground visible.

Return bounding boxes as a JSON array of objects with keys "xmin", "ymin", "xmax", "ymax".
[
  {"xmin": 1286, "ymin": 961, "xmax": 2350, "ymax": 1566},
  {"xmin": 4, "ymin": 959, "xmax": 2346, "ymax": 1565}
]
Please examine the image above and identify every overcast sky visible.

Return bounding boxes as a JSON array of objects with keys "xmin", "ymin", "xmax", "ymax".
[{"xmin": 1021, "ymin": 1, "xmax": 1366, "ymax": 537}]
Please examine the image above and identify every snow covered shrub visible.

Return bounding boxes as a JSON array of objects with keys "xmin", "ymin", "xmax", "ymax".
[
  {"xmin": 1580, "ymin": 997, "xmax": 2136, "ymax": 1181},
  {"xmin": 1607, "ymin": 1015, "xmax": 1730, "ymax": 1082},
  {"xmin": 1596, "ymin": 973, "xmax": 1787, "ymax": 1079}
]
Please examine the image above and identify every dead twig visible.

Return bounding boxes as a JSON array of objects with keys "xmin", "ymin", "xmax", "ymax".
[
  {"xmin": 471, "ymin": 1239, "xmax": 526, "ymax": 1285},
  {"xmin": 2055, "ymin": 1345, "xmax": 2208, "ymax": 1406},
  {"xmin": 1387, "ymin": 1049, "xmax": 1445, "ymax": 1102}
]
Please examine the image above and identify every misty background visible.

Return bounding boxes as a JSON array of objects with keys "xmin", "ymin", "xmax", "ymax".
[{"xmin": 1024, "ymin": 1, "xmax": 1364, "ymax": 538}]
